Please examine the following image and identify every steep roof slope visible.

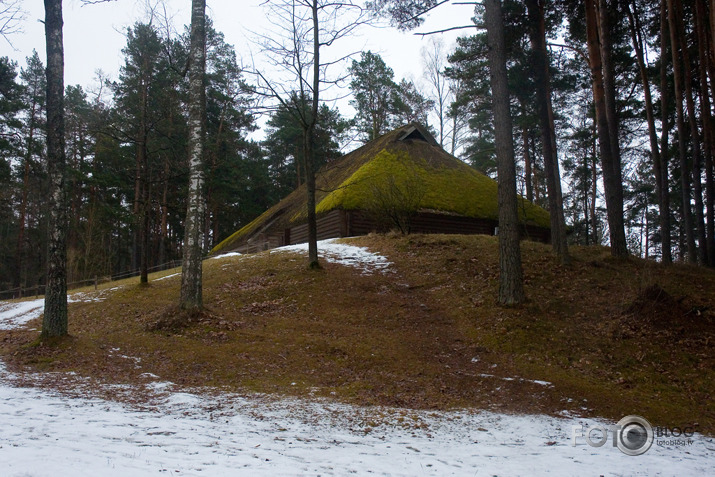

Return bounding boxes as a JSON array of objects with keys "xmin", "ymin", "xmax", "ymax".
[{"xmin": 212, "ymin": 124, "xmax": 550, "ymax": 253}]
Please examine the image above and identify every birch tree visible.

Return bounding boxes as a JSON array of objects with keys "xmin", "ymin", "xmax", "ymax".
[
  {"xmin": 180, "ymin": 0, "xmax": 207, "ymax": 310},
  {"xmin": 42, "ymin": 0, "xmax": 68, "ymax": 337}
]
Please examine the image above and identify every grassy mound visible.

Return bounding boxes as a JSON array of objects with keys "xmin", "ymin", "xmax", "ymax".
[{"xmin": 2, "ymin": 234, "xmax": 714, "ymax": 434}]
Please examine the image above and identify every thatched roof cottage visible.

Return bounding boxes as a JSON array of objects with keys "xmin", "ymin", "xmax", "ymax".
[{"xmin": 212, "ymin": 123, "xmax": 550, "ymax": 254}]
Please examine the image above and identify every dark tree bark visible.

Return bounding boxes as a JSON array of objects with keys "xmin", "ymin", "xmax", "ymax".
[
  {"xmin": 305, "ymin": 0, "xmax": 321, "ymax": 269},
  {"xmin": 658, "ymin": 0, "xmax": 673, "ymax": 263},
  {"xmin": 42, "ymin": 0, "xmax": 68, "ymax": 337},
  {"xmin": 180, "ymin": 0, "xmax": 207, "ymax": 310},
  {"xmin": 673, "ymin": 0, "xmax": 707, "ymax": 264},
  {"xmin": 666, "ymin": 0, "xmax": 697, "ymax": 262},
  {"xmin": 484, "ymin": 0, "xmax": 525, "ymax": 305},
  {"xmin": 626, "ymin": 1, "xmax": 670, "ymax": 263},
  {"xmin": 584, "ymin": 0, "xmax": 628, "ymax": 257},
  {"xmin": 695, "ymin": 0, "xmax": 715, "ymax": 266},
  {"xmin": 525, "ymin": 0, "xmax": 569, "ymax": 264},
  {"xmin": 134, "ymin": 60, "xmax": 150, "ymax": 283}
]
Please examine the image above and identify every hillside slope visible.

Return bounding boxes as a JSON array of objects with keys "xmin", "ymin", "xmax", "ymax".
[{"xmin": 2, "ymin": 234, "xmax": 714, "ymax": 433}]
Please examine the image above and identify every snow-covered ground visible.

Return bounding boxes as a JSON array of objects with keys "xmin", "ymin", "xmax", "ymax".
[
  {"xmin": 1, "ymin": 246, "xmax": 713, "ymax": 476},
  {"xmin": 213, "ymin": 238, "xmax": 393, "ymax": 275}
]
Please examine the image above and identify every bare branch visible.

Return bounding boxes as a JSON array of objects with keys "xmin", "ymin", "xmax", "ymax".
[
  {"xmin": 547, "ymin": 42, "xmax": 589, "ymax": 63},
  {"xmin": 414, "ymin": 24, "xmax": 479, "ymax": 36},
  {"xmin": 0, "ymin": 0, "xmax": 26, "ymax": 48},
  {"xmin": 399, "ymin": 0, "xmax": 450, "ymax": 26}
]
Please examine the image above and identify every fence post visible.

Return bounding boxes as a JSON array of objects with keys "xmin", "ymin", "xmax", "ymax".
[{"xmin": 94, "ymin": 276, "xmax": 98, "ymax": 291}]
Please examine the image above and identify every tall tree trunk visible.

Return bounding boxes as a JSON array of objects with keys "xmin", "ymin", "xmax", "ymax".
[
  {"xmin": 526, "ymin": 0, "xmax": 569, "ymax": 264},
  {"xmin": 659, "ymin": 0, "xmax": 673, "ymax": 263},
  {"xmin": 597, "ymin": 0, "xmax": 628, "ymax": 256},
  {"xmin": 673, "ymin": 0, "xmax": 707, "ymax": 264},
  {"xmin": 667, "ymin": 0, "xmax": 698, "ymax": 262},
  {"xmin": 180, "ymin": 0, "xmax": 207, "ymax": 310},
  {"xmin": 626, "ymin": 1, "xmax": 669, "ymax": 263},
  {"xmin": 585, "ymin": 0, "xmax": 628, "ymax": 257},
  {"xmin": 696, "ymin": 0, "xmax": 715, "ymax": 265},
  {"xmin": 42, "ymin": 0, "xmax": 68, "ymax": 338},
  {"xmin": 485, "ymin": 0, "xmax": 525, "ymax": 305},
  {"xmin": 303, "ymin": 0, "xmax": 321, "ymax": 269}
]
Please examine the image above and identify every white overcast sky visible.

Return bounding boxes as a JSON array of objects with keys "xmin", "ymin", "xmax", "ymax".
[{"xmin": 3, "ymin": 0, "xmax": 476, "ymax": 132}]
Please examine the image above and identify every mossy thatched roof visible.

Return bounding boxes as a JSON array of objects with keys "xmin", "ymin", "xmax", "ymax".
[{"xmin": 212, "ymin": 123, "xmax": 551, "ymax": 253}]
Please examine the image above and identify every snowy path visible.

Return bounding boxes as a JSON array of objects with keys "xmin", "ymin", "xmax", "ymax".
[
  {"xmin": 1, "ymin": 247, "xmax": 713, "ymax": 476},
  {"xmin": 1, "ymin": 368, "xmax": 712, "ymax": 476}
]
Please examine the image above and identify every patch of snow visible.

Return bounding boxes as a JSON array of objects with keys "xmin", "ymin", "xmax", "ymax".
[
  {"xmin": 0, "ymin": 286, "xmax": 124, "ymax": 330},
  {"xmin": 0, "ymin": 299, "xmax": 44, "ymax": 330},
  {"xmin": 0, "ymin": 363, "xmax": 712, "ymax": 476},
  {"xmin": 0, "ymin": 297, "xmax": 712, "ymax": 476},
  {"xmin": 478, "ymin": 373, "xmax": 553, "ymax": 387},
  {"xmin": 211, "ymin": 251, "xmax": 242, "ymax": 260},
  {"xmin": 154, "ymin": 272, "xmax": 180, "ymax": 282},
  {"xmin": 272, "ymin": 238, "xmax": 392, "ymax": 275}
]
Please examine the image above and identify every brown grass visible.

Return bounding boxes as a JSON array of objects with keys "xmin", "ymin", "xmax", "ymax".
[{"xmin": 1, "ymin": 234, "xmax": 714, "ymax": 434}]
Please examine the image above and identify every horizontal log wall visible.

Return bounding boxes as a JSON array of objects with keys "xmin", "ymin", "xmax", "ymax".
[
  {"xmin": 346, "ymin": 210, "xmax": 549, "ymax": 243},
  {"xmin": 288, "ymin": 209, "xmax": 344, "ymax": 245},
  {"xmin": 229, "ymin": 209, "xmax": 550, "ymax": 252}
]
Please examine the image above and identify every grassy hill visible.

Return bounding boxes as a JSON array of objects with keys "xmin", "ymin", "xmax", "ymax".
[{"xmin": 2, "ymin": 234, "xmax": 714, "ymax": 434}]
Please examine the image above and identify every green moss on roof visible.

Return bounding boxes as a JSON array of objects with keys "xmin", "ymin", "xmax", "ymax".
[
  {"xmin": 211, "ymin": 123, "xmax": 551, "ymax": 254},
  {"xmin": 314, "ymin": 149, "xmax": 550, "ymax": 227}
]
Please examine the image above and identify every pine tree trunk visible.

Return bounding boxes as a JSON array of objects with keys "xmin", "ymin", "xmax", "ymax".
[
  {"xmin": 659, "ymin": 0, "xmax": 673, "ymax": 263},
  {"xmin": 526, "ymin": 0, "xmax": 569, "ymax": 264},
  {"xmin": 484, "ymin": 0, "xmax": 525, "ymax": 305},
  {"xmin": 673, "ymin": 0, "xmax": 707, "ymax": 264},
  {"xmin": 42, "ymin": 0, "xmax": 68, "ymax": 338},
  {"xmin": 695, "ymin": 0, "xmax": 715, "ymax": 266},
  {"xmin": 585, "ymin": 0, "xmax": 628, "ymax": 257},
  {"xmin": 180, "ymin": 0, "xmax": 207, "ymax": 311},
  {"xmin": 667, "ymin": 0, "xmax": 697, "ymax": 262},
  {"xmin": 627, "ymin": 1, "xmax": 669, "ymax": 263}
]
